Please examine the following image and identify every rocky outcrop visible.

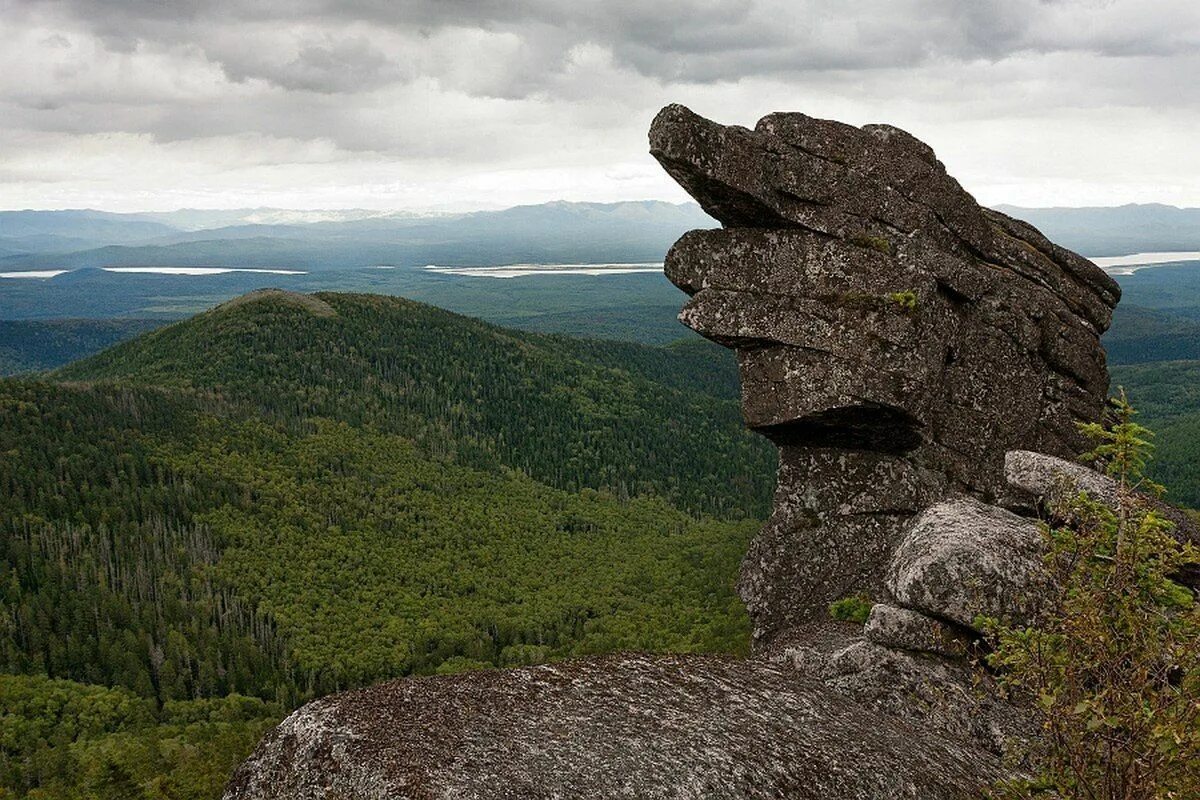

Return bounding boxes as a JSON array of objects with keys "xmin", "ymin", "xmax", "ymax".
[
  {"xmin": 227, "ymin": 654, "xmax": 1005, "ymax": 799},
  {"xmin": 224, "ymin": 106, "xmax": 1134, "ymax": 798},
  {"xmin": 653, "ymin": 104, "xmax": 1119, "ymax": 648}
]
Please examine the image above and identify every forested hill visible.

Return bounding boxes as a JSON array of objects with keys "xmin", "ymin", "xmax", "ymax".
[
  {"xmin": 1, "ymin": 290, "xmax": 772, "ymax": 798},
  {"xmin": 55, "ymin": 289, "xmax": 771, "ymax": 520}
]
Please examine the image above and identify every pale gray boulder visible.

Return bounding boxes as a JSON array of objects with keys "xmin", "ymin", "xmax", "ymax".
[
  {"xmin": 864, "ymin": 603, "xmax": 972, "ymax": 658},
  {"xmin": 888, "ymin": 498, "xmax": 1051, "ymax": 630},
  {"xmin": 1005, "ymin": 449, "xmax": 1118, "ymax": 508},
  {"xmin": 225, "ymin": 654, "xmax": 1004, "ymax": 800},
  {"xmin": 1003, "ymin": 449, "xmax": 1200, "ymax": 589}
]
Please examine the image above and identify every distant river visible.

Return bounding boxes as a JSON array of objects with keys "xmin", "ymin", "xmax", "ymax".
[
  {"xmin": 0, "ymin": 267, "xmax": 306, "ymax": 279},
  {"xmin": 1090, "ymin": 252, "xmax": 1200, "ymax": 275},
  {"xmin": 424, "ymin": 262, "xmax": 662, "ymax": 278}
]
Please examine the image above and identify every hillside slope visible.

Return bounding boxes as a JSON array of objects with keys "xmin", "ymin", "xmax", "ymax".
[
  {"xmin": 0, "ymin": 318, "xmax": 164, "ymax": 375},
  {"xmin": 2, "ymin": 290, "xmax": 770, "ymax": 797},
  {"xmin": 56, "ymin": 290, "xmax": 771, "ymax": 519},
  {"xmin": 1113, "ymin": 359, "xmax": 1200, "ymax": 508},
  {"xmin": 0, "ymin": 378, "xmax": 757, "ymax": 797}
]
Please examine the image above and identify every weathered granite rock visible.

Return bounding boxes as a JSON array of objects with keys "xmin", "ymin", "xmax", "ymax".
[
  {"xmin": 889, "ymin": 498, "xmax": 1050, "ymax": 629},
  {"xmin": 1004, "ymin": 449, "xmax": 1119, "ymax": 509},
  {"xmin": 819, "ymin": 641, "xmax": 1032, "ymax": 759},
  {"xmin": 1005, "ymin": 449, "xmax": 1200, "ymax": 546},
  {"xmin": 864, "ymin": 603, "xmax": 972, "ymax": 658},
  {"xmin": 226, "ymin": 654, "xmax": 1004, "ymax": 800},
  {"xmin": 1003, "ymin": 449, "xmax": 1200, "ymax": 589},
  {"xmin": 652, "ymin": 104, "xmax": 1120, "ymax": 648}
]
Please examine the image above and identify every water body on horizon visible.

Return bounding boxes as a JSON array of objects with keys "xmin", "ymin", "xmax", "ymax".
[
  {"xmin": 0, "ymin": 267, "xmax": 307, "ymax": 279},
  {"xmin": 1091, "ymin": 251, "xmax": 1200, "ymax": 275},
  {"xmin": 424, "ymin": 262, "xmax": 662, "ymax": 278}
]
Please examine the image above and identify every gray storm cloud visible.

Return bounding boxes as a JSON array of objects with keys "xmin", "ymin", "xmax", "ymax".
[
  {"xmin": 26, "ymin": 0, "xmax": 1200, "ymax": 93},
  {"xmin": 0, "ymin": 0, "xmax": 1197, "ymax": 209}
]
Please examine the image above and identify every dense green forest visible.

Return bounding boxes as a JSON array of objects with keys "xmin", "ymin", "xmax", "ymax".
[
  {"xmin": 1112, "ymin": 360, "xmax": 1200, "ymax": 508},
  {"xmin": 0, "ymin": 675, "xmax": 278, "ymax": 800},
  {"xmin": 54, "ymin": 291, "xmax": 770, "ymax": 520},
  {"xmin": 2, "ymin": 284, "xmax": 1199, "ymax": 799},
  {"xmin": 0, "ymin": 291, "xmax": 767, "ymax": 798},
  {"xmin": 0, "ymin": 320, "xmax": 164, "ymax": 376}
]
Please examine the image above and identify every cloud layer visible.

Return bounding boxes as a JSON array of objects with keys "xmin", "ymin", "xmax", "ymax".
[{"xmin": 1, "ymin": 0, "xmax": 1197, "ymax": 210}]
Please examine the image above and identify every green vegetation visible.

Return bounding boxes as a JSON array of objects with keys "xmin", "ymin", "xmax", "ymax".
[
  {"xmin": 494, "ymin": 304, "xmax": 701, "ymax": 345},
  {"xmin": 982, "ymin": 398, "xmax": 1200, "ymax": 799},
  {"xmin": 56, "ymin": 292, "xmax": 772, "ymax": 520},
  {"xmin": 1104, "ymin": 305, "xmax": 1200, "ymax": 365},
  {"xmin": 889, "ymin": 289, "xmax": 919, "ymax": 313},
  {"xmin": 0, "ymin": 385, "xmax": 754, "ymax": 795},
  {"xmin": 0, "ymin": 675, "xmax": 279, "ymax": 800},
  {"xmin": 848, "ymin": 232, "xmax": 893, "ymax": 254},
  {"xmin": 828, "ymin": 594, "xmax": 873, "ymax": 625},
  {"xmin": 0, "ymin": 291, "xmax": 768, "ymax": 798},
  {"xmin": 0, "ymin": 319, "xmax": 163, "ymax": 377},
  {"xmin": 1112, "ymin": 367, "xmax": 1200, "ymax": 509}
]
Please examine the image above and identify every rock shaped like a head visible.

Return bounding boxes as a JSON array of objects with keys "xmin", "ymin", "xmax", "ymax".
[{"xmin": 651, "ymin": 105, "xmax": 1120, "ymax": 649}]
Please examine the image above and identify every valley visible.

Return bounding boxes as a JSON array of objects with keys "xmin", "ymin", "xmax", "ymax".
[
  {"xmin": 0, "ymin": 290, "xmax": 769, "ymax": 798},
  {"xmin": 1, "ymin": 203, "xmax": 1199, "ymax": 798}
]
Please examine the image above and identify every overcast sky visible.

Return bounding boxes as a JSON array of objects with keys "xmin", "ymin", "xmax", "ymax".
[{"xmin": 0, "ymin": 0, "xmax": 1197, "ymax": 212}]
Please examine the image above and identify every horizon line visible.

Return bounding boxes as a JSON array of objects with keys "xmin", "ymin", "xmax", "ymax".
[{"xmin": 0, "ymin": 199, "xmax": 1197, "ymax": 216}]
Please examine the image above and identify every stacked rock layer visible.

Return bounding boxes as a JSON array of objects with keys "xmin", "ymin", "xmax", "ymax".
[{"xmin": 650, "ymin": 104, "xmax": 1121, "ymax": 651}]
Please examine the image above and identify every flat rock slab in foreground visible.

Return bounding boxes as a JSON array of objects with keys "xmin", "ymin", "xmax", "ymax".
[{"xmin": 224, "ymin": 654, "xmax": 1001, "ymax": 800}]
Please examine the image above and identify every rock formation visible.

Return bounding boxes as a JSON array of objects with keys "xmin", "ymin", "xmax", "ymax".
[
  {"xmin": 223, "ymin": 106, "xmax": 1171, "ymax": 799},
  {"xmin": 225, "ymin": 654, "xmax": 1007, "ymax": 799},
  {"xmin": 653, "ymin": 104, "xmax": 1120, "ymax": 651}
]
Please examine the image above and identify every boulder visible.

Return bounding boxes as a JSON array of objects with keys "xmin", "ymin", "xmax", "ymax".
[
  {"xmin": 224, "ymin": 654, "xmax": 1004, "ymax": 800},
  {"xmin": 864, "ymin": 603, "xmax": 972, "ymax": 658},
  {"xmin": 1003, "ymin": 450, "xmax": 1200, "ymax": 587},
  {"xmin": 1004, "ymin": 449, "xmax": 1118, "ymax": 508},
  {"xmin": 888, "ymin": 498, "xmax": 1050, "ymax": 630},
  {"xmin": 1005, "ymin": 449, "xmax": 1200, "ymax": 553},
  {"xmin": 821, "ymin": 641, "xmax": 1032, "ymax": 758}
]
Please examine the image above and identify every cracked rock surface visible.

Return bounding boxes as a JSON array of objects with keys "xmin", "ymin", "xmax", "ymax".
[{"xmin": 226, "ymin": 654, "xmax": 1005, "ymax": 800}]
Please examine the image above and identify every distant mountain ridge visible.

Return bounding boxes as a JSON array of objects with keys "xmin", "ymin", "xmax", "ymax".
[
  {"xmin": 995, "ymin": 203, "xmax": 1200, "ymax": 257},
  {"xmin": 7, "ymin": 201, "xmax": 1200, "ymax": 268},
  {"xmin": 0, "ymin": 200, "xmax": 714, "ymax": 269}
]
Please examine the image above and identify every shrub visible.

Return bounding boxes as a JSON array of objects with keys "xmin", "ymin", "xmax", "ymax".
[
  {"xmin": 981, "ymin": 391, "xmax": 1200, "ymax": 799},
  {"xmin": 828, "ymin": 594, "xmax": 873, "ymax": 625},
  {"xmin": 889, "ymin": 290, "xmax": 919, "ymax": 313},
  {"xmin": 848, "ymin": 232, "xmax": 893, "ymax": 255}
]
